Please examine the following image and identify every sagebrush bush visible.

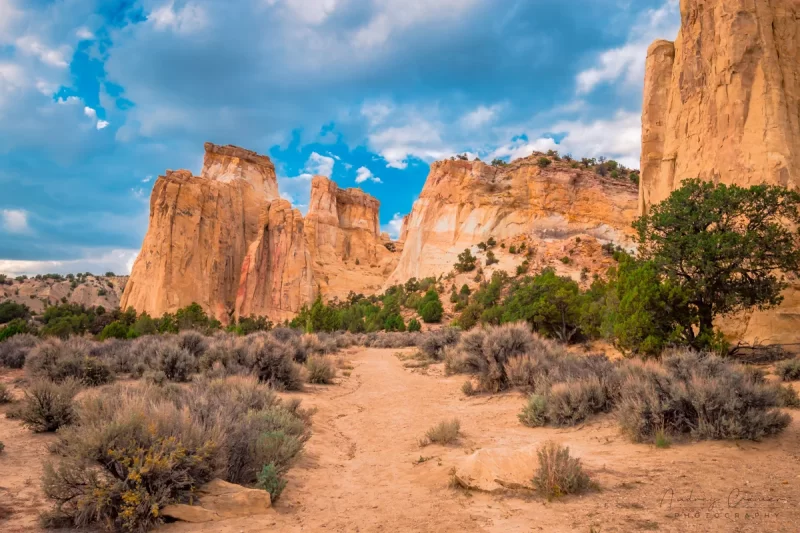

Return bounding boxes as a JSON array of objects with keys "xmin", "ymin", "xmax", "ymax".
[
  {"xmin": 11, "ymin": 379, "xmax": 79, "ymax": 432},
  {"xmin": 157, "ymin": 344, "xmax": 197, "ymax": 382},
  {"xmin": 0, "ymin": 382, "xmax": 12, "ymax": 403},
  {"xmin": 518, "ymin": 394, "xmax": 547, "ymax": 427},
  {"xmin": 616, "ymin": 353, "xmax": 790, "ymax": 442},
  {"xmin": 532, "ymin": 441, "xmax": 593, "ymax": 499},
  {"xmin": 0, "ymin": 333, "xmax": 38, "ymax": 368},
  {"xmin": 365, "ymin": 331, "xmax": 420, "ymax": 349},
  {"xmin": 420, "ymin": 418, "xmax": 461, "ymax": 446},
  {"xmin": 776, "ymin": 358, "xmax": 800, "ymax": 381},
  {"xmin": 419, "ymin": 328, "xmax": 460, "ymax": 360},
  {"xmin": 247, "ymin": 336, "xmax": 303, "ymax": 391},
  {"xmin": 457, "ymin": 323, "xmax": 536, "ymax": 392},
  {"xmin": 25, "ymin": 338, "xmax": 114, "ymax": 386},
  {"xmin": 178, "ymin": 330, "xmax": 208, "ymax": 358},
  {"xmin": 542, "ymin": 377, "xmax": 617, "ymax": 427},
  {"xmin": 42, "ymin": 377, "xmax": 310, "ymax": 531},
  {"xmin": 305, "ymin": 355, "xmax": 336, "ymax": 384}
]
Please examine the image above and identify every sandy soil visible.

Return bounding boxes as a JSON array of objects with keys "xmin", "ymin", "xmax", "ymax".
[{"xmin": 3, "ymin": 349, "xmax": 800, "ymax": 533}]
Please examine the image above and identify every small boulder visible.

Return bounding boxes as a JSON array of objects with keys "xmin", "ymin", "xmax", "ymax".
[
  {"xmin": 452, "ymin": 446, "xmax": 539, "ymax": 492},
  {"xmin": 162, "ymin": 479, "xmax": 272, "ymax": 523}
]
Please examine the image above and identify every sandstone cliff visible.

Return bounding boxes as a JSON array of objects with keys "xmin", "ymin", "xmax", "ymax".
[
  {"xmin": 386, "ymin": 156, "xmax": 639, "ymax": 285},
  {"xmin": 122, "ymin": 144, "xmax": 396, "ymax": 323},
  {"xmin": 640, "ymin": 0, "xmax": 800, "ymax": 346},
  {"xmin": 306, "ymin": 176, "xmax": 398, "ymax": 301},
  {"xmin": 640, "ymin": 0, "xmax": 800, "ymax": 210}
]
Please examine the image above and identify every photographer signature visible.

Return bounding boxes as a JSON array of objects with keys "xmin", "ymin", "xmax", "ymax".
[{"xmin": 660, "ymin": 488, "xmax": 791, "ymax": 511}]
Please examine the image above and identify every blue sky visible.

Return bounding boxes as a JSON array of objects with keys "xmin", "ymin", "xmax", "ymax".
[{"xmin": 0, "ymin": 0, "xmax": 679, "ymax": 276}]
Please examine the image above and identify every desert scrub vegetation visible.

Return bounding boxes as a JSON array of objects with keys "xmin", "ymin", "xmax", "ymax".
[
  {"xmin": 442, "ymin": 324, "xmax": 794, "ymax": 444},
  {"xmin": 8, "ymin": 378, "xmax": 80, "ymax": 432},
  {"xmin": 0, "ymin": 382, "xmax": 12, "ymax": 403},
  {"xmin": 305, "ymin": 355, "xmax": 336, "ymax": 384},
  {"xmin": 532, "ymin": 441, "xmax": 594, "ymax": 499},
  {"xmin": 616, "ymin": 351, "xmax": 791, "ymax": 442},
  {"xmin": 41, "ymin": 376, "xmax": 311, "ymax": 531},
  {"xmin": 776, "ymin": 358, "xmax": 800, "ymax": 381},
  {"xmin": 419, "ymin": 418, "xmax": 461, "ymax": 447}
]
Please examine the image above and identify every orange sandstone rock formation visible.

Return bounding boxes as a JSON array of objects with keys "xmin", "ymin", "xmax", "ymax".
[
  {"xmin": 640, "ymin": 0, "xmax": 800, "ymax": 347},
  {"xmin": 640, "ymin": 0, "xmax": 800, "ymax": 211},
  {"xmin": 386, "ymin": 157, "xmax": 639, "ymax": 286},
  {"xmin": 122, "ymin": 144, "xmax": 396, "ymax": 324}
]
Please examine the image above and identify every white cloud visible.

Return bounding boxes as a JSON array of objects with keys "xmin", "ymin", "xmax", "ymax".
[
  {"xmin": 355, "ymin": 166, "xmax": 382, "ymax": 184},
  {"xmin": 1, "ymin": 208, "xmax": 30, "ymax": 233},
  {"xmin": 76, "ymin": 27, "xmax": 94, "ymax": 40},
  {"xmin": 83, "ymin": 106, "xmax": 109, "ymax": 130},
  {"xmin": 15, "ymin": 35, "xmax": 70, "ymax": 68},
  {"xmin": 361, "ymin": 101, "xmax": 451, "ymax": 168},
  {"xmin": 0, "ymin": 248, "xmax": 140, "ymax": 276},
  {"xmin": 352, "ymin": 0, "xmax": 483, "ymax": 48},
  {"xmin": 491, "ymin": 111, "xmax": 642, "ymax": 169},
  {"xmin": 266, "ymin": 0, "xmax": 339, "ymax": 26},
  {"xmin": 151, "ymin": 1, "xmax": 209, "ymax": 34},
  {"xmin": 461, "ymin": 104, "xmax": 502, "ymax": 129},
  {"xmin": 0, "ymin": 62, "xmax": 25, "ymax": 107},
  {"xmin": 576, "ymin": 0, "xmax": 679, "ymax": 94},
  {"xmin": 278, "ymin": 173, "xmax": 314, "ymax": 213},
  {"xmin": 381, "ymin": 212, "xmax": 406, "ymax": 240},
  {"xmin": 142, "ymin": 175, "xmax": 154, "ymax": 183},
  {"xmin": 305, "ymin": 152, "xmax": 335, "ymax": 176}
]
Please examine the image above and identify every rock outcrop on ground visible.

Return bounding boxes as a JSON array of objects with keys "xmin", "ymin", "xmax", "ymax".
[
  {"xmin": 640, "ymin": 0, "xmax": 800, "ymax": 348},
  {"xmin": 385, "ymin": 157, "xmax": 639, "ymax": 286},
  {"xmin": 161, "ymin": 479, "xmax": 272, "ymax": 523},
  {"xmin": 122, "ymin": 143, "xmax": 398, "ymax": 324}
]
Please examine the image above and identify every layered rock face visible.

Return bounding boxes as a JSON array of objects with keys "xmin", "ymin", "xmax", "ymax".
[
  {"xmin": 386, "ymin": 157, "xmax": 639, "ymax": 285},
  {"xmin": 640, "ymin": 0, "xmax": 800, "ymax": 211},
  {"xmin": 640, "ymin": 0, "xmax": 800, "ymax": 346},
  {"xmin": 306, "ymin": 176, "xmax": 398, "ymax": 301},
  {"xmin": 122, "ymin": 144, "xmax": 395, "ymax": 323}
]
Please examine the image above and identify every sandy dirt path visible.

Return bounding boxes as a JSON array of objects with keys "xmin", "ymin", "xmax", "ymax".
[
  {"xmin": 165, "ymin": 348, "xmax": 800, "ymax": 533},
  {"xmin": 4, "ymin": 349, "xmax": 800, "ymax": 533}
]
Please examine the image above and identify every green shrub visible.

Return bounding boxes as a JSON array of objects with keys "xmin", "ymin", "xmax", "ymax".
[
  {"xmin": 519, "ymin": 394, "xmax": 547, "ymax": 427},
  {"xmin": 455, "ymin": 249, "xmax": 477, "ymax": 273},
  {"xmin": 306, "ymin": 356, "xmax": 336, "ymax": 384},
  {"xmin": 0, "ymin": 300, "xmax": 30, "ymax": 324},
  {"xmin": 407, "ymin": 318, "xmax": 422, "ymax": 332},
  {"xmin": 98, "ymin": 320, "xmax": 129, "ymax": 340},
  {"xmin": 776, "ymin": 358, "xmax": 800, "ymax": 381},
  {"xmin": 11, "ymin": 379, "xmax": 79, "ymax": 432},
  {"xmin": 532, "ymin": 441, "xmax": 593, "ymax": 499},
  {"xmin": 537, "ymin": 157, "xmax": 551, "ymax": 168},
  {"xmin": 419, "ymin": 298, "xmax": 444, "ymax": 324},
  {"xmin": 419, "ymin": 419, "xmax": 461, "ymax": 446},
  {"xmin": 256, "ymin": 463, "xmax": 287, "ymax": 503},
  {"xmin": 0, "ymin": 317, "xmax": 32, "ymax": 341}
]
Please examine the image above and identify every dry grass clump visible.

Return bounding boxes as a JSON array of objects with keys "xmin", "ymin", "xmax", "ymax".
[
  {"xmin": 8, "ymin": 379, "xmax": 80, "ymax": 432},
  {"xmin": 532, "ymin": 441, "xmax": 594, "ymax": 499},
  {"xmin": 365, "ymin": 331, "xmax": 421, "ymax": 349},
  {"xmin": 616, "ymin": 352, "xmax": 791, "ymax": 443},
  {"xmin": 776, "ymin": 358, "xmax": 800, "ymax": 381},
  {"xmin": 0, "ymin": 333, "xmax": 38, "ymax": 368},
  {"xmin": 418, "ymin": 328, "xmax": 461, "ymax": 360},
  {"xmin": 419, "ymin": 418, "xmax": 461, "ymax": 447},
  {"xmin": 42, "ymin": 376, "xmax": 310, "ymax": 531},
  {"xmin": 305, "ymin": 355, "xmax": 337, "ymax": 384}
]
